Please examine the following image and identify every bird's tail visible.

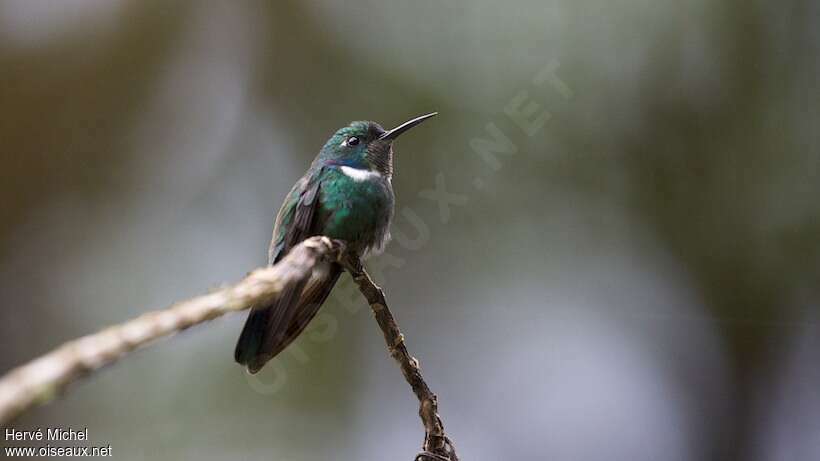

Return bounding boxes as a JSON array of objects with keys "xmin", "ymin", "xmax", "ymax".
[{"xmin": 234, "ymin": 261, "xmax": 342, "ymax": 374}]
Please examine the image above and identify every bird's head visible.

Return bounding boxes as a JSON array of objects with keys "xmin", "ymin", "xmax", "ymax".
[{"xmin": 316, "ymin": 112, "xmax": 437, "ymax": 178}]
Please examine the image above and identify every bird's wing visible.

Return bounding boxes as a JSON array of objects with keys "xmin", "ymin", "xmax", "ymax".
[
  {"xmin": 235, "ymin": 168, "xmax": 340, "ymax": 373},
  {"xmin": 253, "ymin": 263, "xmax": 342, "ymax": 367},
  {"xmin": 267, "ymin": 171, "xmax": 320, "ymax": 265}
]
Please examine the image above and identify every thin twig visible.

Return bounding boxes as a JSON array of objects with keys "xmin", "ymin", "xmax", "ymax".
[
  {"xmin": 0, "ymin": 237, "xmax": 461, "ymax": 461},
  {"xmin": 0, "ymin": 236, "xmax": 342, "ymax": 426},
  {"xmin": 342, "ymin": 257, "xmax": 459, "ymax": 461}
]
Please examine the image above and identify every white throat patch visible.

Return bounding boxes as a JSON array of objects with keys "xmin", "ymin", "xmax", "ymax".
[{"xmin": 340, "ymin": 165, "xmax": 380, "ymax": 182}]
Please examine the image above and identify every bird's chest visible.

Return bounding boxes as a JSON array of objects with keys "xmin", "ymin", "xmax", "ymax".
[{"xmin": 317, "ymin": 168, "xmax": 394, "ymax": 252}]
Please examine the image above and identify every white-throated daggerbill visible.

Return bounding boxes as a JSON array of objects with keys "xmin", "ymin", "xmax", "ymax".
[{"xmin": 235, "ymin": 112, "xmax": 438, "ymax": 373}]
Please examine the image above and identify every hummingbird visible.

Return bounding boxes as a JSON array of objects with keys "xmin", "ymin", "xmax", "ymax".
[{"xmin": 235, "ymin": 112, "xmax": 438, "ymax": 373}]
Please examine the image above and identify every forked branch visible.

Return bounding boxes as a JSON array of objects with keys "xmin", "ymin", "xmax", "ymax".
[{"xmin": 0, "ymin": 237, "xmax": 459, "ymax": 460}]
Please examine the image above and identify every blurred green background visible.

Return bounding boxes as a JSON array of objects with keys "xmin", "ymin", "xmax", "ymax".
[{"xmin": 1, "ymin": 1, "xmax": 818, "ymax": 460}]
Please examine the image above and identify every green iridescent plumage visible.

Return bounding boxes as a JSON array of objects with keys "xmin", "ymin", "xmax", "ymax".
[{"xmin": 235, "ymin": 113, "xmax": 437, "ymax": 373}]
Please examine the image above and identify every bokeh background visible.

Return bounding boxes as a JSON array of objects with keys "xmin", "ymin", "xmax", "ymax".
[{"xmin": 1, "ymin": 1, "xmax": 818, "ymax": 460}]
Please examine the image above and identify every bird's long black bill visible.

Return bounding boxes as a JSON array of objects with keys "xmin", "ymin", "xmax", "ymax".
[{"xmin": 379, "ymin": 112, "xmax": 438, "ymax": 141}]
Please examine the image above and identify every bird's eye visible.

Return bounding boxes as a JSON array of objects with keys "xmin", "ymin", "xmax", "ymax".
[{"xmin": 346, "ymin": 136, "xmax": 360, "ymax": 146}]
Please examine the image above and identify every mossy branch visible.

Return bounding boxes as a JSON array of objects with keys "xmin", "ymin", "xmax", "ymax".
[
  {"xmin": 0, "ymin": 236, "xmax": 342, "ymax": 425},
  {"xmin": 0, "ymin": 236, "xmax": 459, "ymax": 460}
]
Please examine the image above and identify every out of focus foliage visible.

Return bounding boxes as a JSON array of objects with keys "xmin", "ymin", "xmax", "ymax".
[{"xmin": 1, "ymin": 1, "xmax": 818, "ymax": 460}]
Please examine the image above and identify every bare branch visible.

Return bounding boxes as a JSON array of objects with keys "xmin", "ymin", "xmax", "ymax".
[
  {"xmin": 342, "ymin": 257, "xmax": 459, "ymax": 461},
  {"xmin": 0, "ymin": 236, "xmax": 342, "ymax": 426}
]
